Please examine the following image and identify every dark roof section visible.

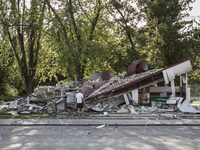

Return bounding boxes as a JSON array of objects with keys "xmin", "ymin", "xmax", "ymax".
[
  {"xmin": 101, "ymin": 70, "xmax": 110, "ymax": 80},
  {"xmin": 82, "ymin": 82, "xmax": 93, "ymax": 97},
  {"xmin": 128, "ymin": 59, "xmax": 146, "ymax": 75}
]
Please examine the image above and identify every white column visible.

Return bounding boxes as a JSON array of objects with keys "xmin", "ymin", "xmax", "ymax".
[
  {"xmin": 180, "ymin": 75, "xmax": 182, "ymax": 87},
  {"xmin": 186, "ymin": 72, "xmax": 188, "ymax": 101},
  {"xmin": 61, "ymin": 89, "xmax": 63, "ymax": 97},
  {"xmin": 180, "ymin": 75, "xmax": 182, "ymax": 96},
  {"xmin": 171, "ymin": 79, "xmax": 176, "ymax": 96}
]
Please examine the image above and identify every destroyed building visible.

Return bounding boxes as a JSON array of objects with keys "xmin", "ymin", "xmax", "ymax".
[{"xmin": 2, "ymin": 59, "xmax": 200, "ymax": 116}]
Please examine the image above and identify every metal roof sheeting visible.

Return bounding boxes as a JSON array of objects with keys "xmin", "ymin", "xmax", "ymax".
[
  {"xmin": 178, "ymin": 99, "xmax": 200, "ymax": 113},
  {"xmin": 89, "ymin": 71, "xmax": 101, "ymax": 81}
]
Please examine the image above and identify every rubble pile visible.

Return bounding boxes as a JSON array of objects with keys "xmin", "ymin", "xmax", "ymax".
[
  {"xmin": 0, "ymin": 81, "xmax": 85, "ymax": 115},
  {"xmin": 87, "ymin": 69, "xmax": 162, "ymax": 98},
  {"xmin": 1, "ymin": 59, "xmax": 200, "ymax": 117}
]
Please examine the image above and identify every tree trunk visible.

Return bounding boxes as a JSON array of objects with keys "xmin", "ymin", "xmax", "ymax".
[
  {"xmin": 76, "ymin": 63, "xmax": 82, "ymax": 81},
  {"xmin": 68, "ymin": 0, "xmax": 83, "ymax": 81},
  {"xmin": 25, "ymin": 76, "xmax": 34, "ymax": 95}
]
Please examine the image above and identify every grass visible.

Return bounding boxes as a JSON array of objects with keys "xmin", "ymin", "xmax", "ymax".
[
  {"xmin": 0, "ymin": 112, "xmax": 56, "ymax": 119},
  {"xmin": 191, "ymin": 97, "xmax": 200, "ymax": 103}
]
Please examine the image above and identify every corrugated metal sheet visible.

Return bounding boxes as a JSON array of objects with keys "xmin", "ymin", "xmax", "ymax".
[
  {"xmin": 89, "ymin": 71, "xmax": 101, "ymax": 81},
  {"xmin": 101, "ymin": 70, "xmax": 110, "ymax": 80},
  {"xmin": 128, "ymin": 59, "xmax": 145, "ymax": 75},
  {"xmin": 178, "ymin": 99, "xmax": 200, "ymax": 113},
  {"xmin": 94, "ymin": 80, "xmax": 109, "ymax": 89}
]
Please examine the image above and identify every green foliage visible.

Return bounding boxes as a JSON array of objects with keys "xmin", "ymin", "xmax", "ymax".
[
  {"xmin": 0, "ymin": 0, "xmax": 47, "ymax": 95},
  {"xmin": 0, "ymin": 96, "xmax": 16, "ymax": 103},
  {"xmin": 190, "ymin": 83, "xmax": 200, "ymax": 97},
  {"xmin": 0, "ymin": 0, "xmax": 199, "ymax": 97},
  {"xmin": 0, "ymin": 113, "xmax": 54, "ymax": 119},
  {"xmin": 189, "ymin": 27, "xmax": 200, "ymax": 81},
  {"xmin": 0, "ymin": 38, "xmax": 26, "ymax": 96},
  {"xmin": 137, "ymin": 0, "xmax": 195, "ymax": 69}
]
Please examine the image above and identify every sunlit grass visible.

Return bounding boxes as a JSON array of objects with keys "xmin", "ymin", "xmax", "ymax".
[{"xmin": 0, "ymin": 113, "xmax": 56, "ymax": 119}]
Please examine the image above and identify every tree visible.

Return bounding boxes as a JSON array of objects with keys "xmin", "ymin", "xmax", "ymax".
[
  {"xmin": 0, "ymin": 0, "xmax": 46, "ymax": 95},
  {"xmin": 45, "ymin": 0, "xmax": 113, "ymax": 81},
  {"xmin": 0, "ymin": 36, "xmax": 25, "ymax": 96},
  {"xmin": 189, "ymin": 27, "xmax": 200, "ymax": 81},
  {"xmin": 106, "ymin": 0, "xmax": 141, "ymax": 63},
  {"xmin": 137, "ymin": 0, "xmax": 194, "ymax": 68}
]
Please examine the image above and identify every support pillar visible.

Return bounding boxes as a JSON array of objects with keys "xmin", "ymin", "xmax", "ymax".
[{"xmin": 171, "ymin": 79, "xmax": 175, "ymax": 96}]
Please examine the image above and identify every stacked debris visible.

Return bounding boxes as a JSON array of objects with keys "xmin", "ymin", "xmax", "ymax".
[
  {"xmin": 1, "ymin": 59, "xmax": 200, "ymax": 116},
  {"xmin": 1, "ymin": 81, "xmax": 85, "ymax": 115},
  {"xmin": 87, "ymin": 69, "xmax": 162, "ymax": 99}
]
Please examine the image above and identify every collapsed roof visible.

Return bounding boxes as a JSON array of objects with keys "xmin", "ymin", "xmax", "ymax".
[{"xmin": 85, "ymin": 59, "xmax": 192, "ymax": 103}]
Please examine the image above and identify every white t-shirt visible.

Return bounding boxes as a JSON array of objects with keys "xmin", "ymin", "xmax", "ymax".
[{"xmin": 76, "ymin": 93, "xmax": 84, "ymax": 103}]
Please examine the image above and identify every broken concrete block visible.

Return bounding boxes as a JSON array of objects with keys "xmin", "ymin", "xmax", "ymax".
[
  {"xmin": 103, "ymin": 112, "xmax": 108, "ymax": 116},
  {"xmin": 66, "ymin": 92, "xmax": 76, "ymax": 103},
  {"xmin": 56, "ymin": 101, "xmax": 66, "ymax": 111},
  {"xmin": 8, "ymin": 111, "xmax": 18, "ymax": 116},
  {"xmin": 128, "ymin": 105, "xmax": 138, "ymax": 114},
  {"xmin": 8, "ymin": 100, "xmax": 18, "ymax": 109},
  {"xmin": 117, "ymin": 108, "xmax": 129, "ymax": 113},
  {"xmin": 0, "ymin": 105, "xmax": 9, "ymax": 111},
  {"xmin": 47, "ymin": 101, "xmax": 56, "ymax": 113}
]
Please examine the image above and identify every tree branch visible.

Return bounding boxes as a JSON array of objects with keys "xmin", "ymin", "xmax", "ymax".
[
  {"xmin": 77, "ymin": 0, "xmax": 92, "ymax": 23},
  {"xmin": 105, "ymin": 6, "xmax": 124, "ymax": 28},
  {"xmin": 45, "ymin": 0, "xmax": 70, "ymax": 46},
  {"xmin": 89, "ymin": 0, "xmax": 102, "ymax": 40}
]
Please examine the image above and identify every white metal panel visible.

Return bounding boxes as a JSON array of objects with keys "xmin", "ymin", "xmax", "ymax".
[
  {"xmin": 162, "ymin": 60, "xmax": 192, "ymax": 84},
  {"xmin": 132, "ymin": 90, "xmax": 138, "ymax": 104},
  {"xmin": 123, "ymin": 93, "xmax": 130, "ymax": 105},
  {"xmin": 178, "ymin": 99, "xmax": 200, "ymax": 113}
]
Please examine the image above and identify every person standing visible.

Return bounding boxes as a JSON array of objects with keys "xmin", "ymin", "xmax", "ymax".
[{"xmin": 76, "ymin": 90, "xmax": 85, "ymax": 118}]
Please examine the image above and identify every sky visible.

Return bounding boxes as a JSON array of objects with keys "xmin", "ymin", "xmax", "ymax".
[{"xmin": 189, "ymin": 0, "xmax": 200, "ymax": 19}]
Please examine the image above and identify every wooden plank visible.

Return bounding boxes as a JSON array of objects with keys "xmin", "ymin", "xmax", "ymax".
[{"xmin": 150, "ymin": 87, "xmax": 180, "ymax": 93}]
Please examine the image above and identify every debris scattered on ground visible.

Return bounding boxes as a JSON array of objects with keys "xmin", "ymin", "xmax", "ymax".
[
  {"xmin": 96, "ymin": 124, "xmax": 106, "ymax": 128},
  {"xmin": 1, "ymin": 59, "xmax": 199, "ymax": 117}
]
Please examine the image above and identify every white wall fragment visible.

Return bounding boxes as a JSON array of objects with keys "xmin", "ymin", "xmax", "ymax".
[{"xmin": 123, "ymin": 93, "xmax": 130, "ymax": 105}]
